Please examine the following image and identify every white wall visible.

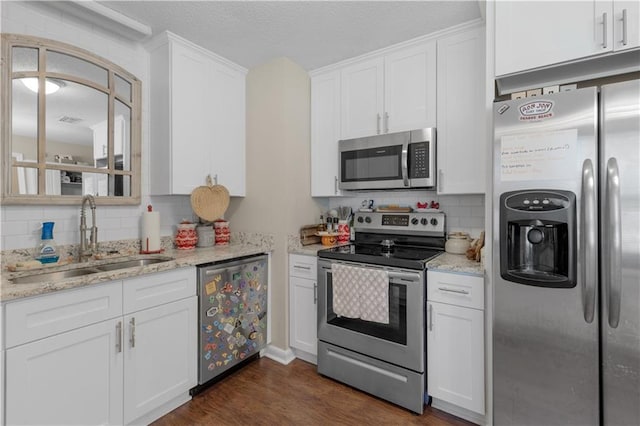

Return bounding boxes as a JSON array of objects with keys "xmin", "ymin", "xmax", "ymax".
[
  {"xmin": 0, "ymin": 2, "xmax": 192, "ymax": 250},
  {"xmin": 226, "ymin": 57, "xmax": 323, "ymax": 350}
]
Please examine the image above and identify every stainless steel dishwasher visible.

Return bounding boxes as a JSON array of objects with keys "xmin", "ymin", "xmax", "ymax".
[{"xmin": 191, "ymin": 254, "xmax": 268, "ymax": 393}]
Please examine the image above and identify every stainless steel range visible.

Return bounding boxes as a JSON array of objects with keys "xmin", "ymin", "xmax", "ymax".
[{"xmin": 317, "ymin": 211, "xmax": 445, "ymax": 414}]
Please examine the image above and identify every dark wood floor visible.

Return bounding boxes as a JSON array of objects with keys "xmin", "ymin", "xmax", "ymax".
[{"xmin": 152, "ymin": 357, "xmax": 473, "ymax": 426}]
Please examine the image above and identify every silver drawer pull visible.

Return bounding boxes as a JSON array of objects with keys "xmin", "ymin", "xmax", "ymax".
[
  {"xmin": 438, "ymin": 287, "xmax": 469, "ymax": 295},
  {"xmin": 294, "ymin": 265, "xmax": 311, "ymax": 270},
  {"xmin": 116, "ymin": 321, "xmax": 122, "ymax": 353},
  {"xmin": 130, "ymin": 317, "xmax": 136, "ymax": 348}
]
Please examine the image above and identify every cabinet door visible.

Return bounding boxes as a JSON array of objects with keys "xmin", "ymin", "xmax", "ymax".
[
  {"xmin": 210, "ymin": 61, "xmax": 246, "ymax": 196},
  {"xmin": 5, "ymin": 318, "xmax": 124, "ymax": 426},
  {"xmin": 123, "ymin": 297, "xmax": 197, "ymax": 424},
  {"xmin": 427, "ymin": 301, "xmax": 484, "ymax": 415},
  {"xmin": 614, "ymin": 1, "xmax": 640, "ymax": 51},
  {"xmin": 340, "ymin": 57, "xmax": 384, "ymax": 139},
  {"xmin": 289, "ymin": 276, "xmax": 317, "ymax": 356},
  {"xmin": 495, "ymin": 1, "xmax": 612, "ymax": 76},
  {"xmin": 170, "ymin": 42, "xmax": 213, "ymax": 194},
  {"xmin": 311, "ymin": 71, "xmax": 342, "ymax": 196},
  {"xmin": 437, "ymin": 27, "xmax": 486, "ymax": 194},
  {"xmin": 384, "ymin": 41, "xmax": 437, "ymax": 133}
]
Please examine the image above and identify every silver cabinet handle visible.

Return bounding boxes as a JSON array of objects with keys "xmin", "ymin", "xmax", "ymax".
[
  {"xmin": 428, "ymin": 304, "xmax": 433, "ymax": 331},
  {"xmin": 602, "ymin": 12, "xmax": 608, "ymax": 48},
  {"xmin": 376, "ymin": 113, "xmax": 381, "ymax": 134},
  {"xmin": 401, "ymin": 144, "xmax": 409, "ymax": 187},
  {"xmin": 621, "ymin": 9, "xmax": 628, "ymax": 46},
  {"xmin": 580, "ymin": 159, "xmax": 597, "ymax": 323},
  {"xmin": 438, "ymin": 169, "xmax": 443, "ymax": 192},
  {"xmin": 116, "ymin": 321, "xmax": 122, "ymax": 353},
  {"xmin": 334, "ymin": 176, "xmax": 339, "ymax": 195},
  {"xmin": 605, "ymin": 158, "xmax": 622, "ymax": 328},
  {"xmin": 130, "ymin": 317, "xmax": 136, "ymax": 348},
  {"xmin": 313, "ymin": 282, "xmax": 317, "ymax": 305},
  {"xmin": 438, "ymin": 287, "xmax": 470, "ymax": 295},
  {"xmin": 294, "ymin": 265, "xmax": 311, "ymax": 271},
  {"xmin": 384, "ymin": 112, "xmax": 389, "ymax": 133}
]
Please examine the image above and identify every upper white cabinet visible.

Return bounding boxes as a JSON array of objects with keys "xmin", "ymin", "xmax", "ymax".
[
  {"xmin": 340, "ymin": 40, "xmax": 436, "ymax": 139},
  {"xmin": 495, "ymin": 1, "xmax": 640, "ymax": 76},
  {"xmin": 311, "ymin": 70, "xmax": 342, "ymax": 197},
  {"xmin": 148, "ymin": 31, "xmax": 246, "ymax": 196},
  {"xmin": 436, "ymin": 26, "xmax": 486, "ymax": 195}
]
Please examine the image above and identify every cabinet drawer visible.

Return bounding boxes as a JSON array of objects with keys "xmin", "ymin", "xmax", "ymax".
[
  {"xmin": 4, "ymin": 281, "xmax": 122, "ymax": 349},
  {"xmin": 427, "ymin": 271, "xmax": 484, "ymax": 310},
  {"xmin": 289, "ymin": 254, "xmax": 317, "ymax": 279},
  {"xmin": 123, "ymin": 267, "xmax": 196, "ymax": 314}
]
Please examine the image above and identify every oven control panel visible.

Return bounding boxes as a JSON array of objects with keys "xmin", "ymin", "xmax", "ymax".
[{"xmin": 354, "ymin": 212, "xmax": 445, "ymax": 235}]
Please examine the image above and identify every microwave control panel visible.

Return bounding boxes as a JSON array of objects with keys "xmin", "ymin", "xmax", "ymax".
[{"xmin": 409, "ymin": 142, "xmax": 429, "ymax": 179}]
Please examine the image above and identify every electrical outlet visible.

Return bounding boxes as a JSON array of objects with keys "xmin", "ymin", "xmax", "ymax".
[
  {"xmin": 526, "ymin": 89, "xmax": 542, "ymax": 97},
  {"xmin": 560, "ymin": 84, "xmax": 577, "ymax": 92},
  {"xmin": 543, "ymin": 85, "xmax": 560, "ymax": 95},
  {"xmin": 511, "ymin": 91, "xmax": 526, "ymax": 100}
]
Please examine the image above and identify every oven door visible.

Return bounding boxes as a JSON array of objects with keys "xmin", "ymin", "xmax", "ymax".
[{"xmin": 317, "ymin": 259, "xmax": 425, "ymax": 372}]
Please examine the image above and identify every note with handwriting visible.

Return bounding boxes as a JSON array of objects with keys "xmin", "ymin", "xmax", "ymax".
[{"xmin": 501, "ymin": 129, "xmax": 578, "ymax": 182}]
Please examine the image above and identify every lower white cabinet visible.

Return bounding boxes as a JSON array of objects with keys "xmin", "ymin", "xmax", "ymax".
[
  {"xmin": 2, "ymin": 267, "xmax": 197, "ymax": 426},
  {"xmin": 289, "ymin": 254, "xmax": 318, "ymax": 362},
  {"xmin": 6, "ymin": 318, "xmax": 123, "ymax": 426},
  {"xmin": 123, "ymin": 297, "xmax": 197, "ymax": 424},
  {"xmin": 427, "ymin": 270, "xmax": 485, "ymax": 417}
]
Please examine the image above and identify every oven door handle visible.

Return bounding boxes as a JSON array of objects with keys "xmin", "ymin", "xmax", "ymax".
[{"xmin": 388, "ymin": 271, "xmax": 421, "ymax": 282}]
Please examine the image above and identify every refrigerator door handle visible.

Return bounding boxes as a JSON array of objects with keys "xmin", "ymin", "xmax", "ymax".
[
  {"xmin": 581, "ymin": 159, "xmax": 597, "ymax": 323},
  {"xmin": 605, "ymin": 157, "xmax": 622, "ymax": 328}
]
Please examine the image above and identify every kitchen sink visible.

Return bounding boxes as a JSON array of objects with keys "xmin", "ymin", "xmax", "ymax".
[
  {"xmin": 10, "ymin": 267, "xmax": 103, "ymax": 284},
  {"xmin": 94, "ymin": 257, "xmax": 174, "ymax": 271},
  {"xmin": 9, "ymin": 257, "xmax": 175, "ymax": 284}
]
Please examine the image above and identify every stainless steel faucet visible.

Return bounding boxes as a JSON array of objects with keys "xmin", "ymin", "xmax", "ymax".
[{"xmin": 79, "ymin": 194, "xmax": 98, "ymax": 262}]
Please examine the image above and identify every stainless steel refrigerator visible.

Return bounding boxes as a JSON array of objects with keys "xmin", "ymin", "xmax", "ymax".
[{"xmin": 493, "ymin": 80, "xmax": 639, "ymax": 425}]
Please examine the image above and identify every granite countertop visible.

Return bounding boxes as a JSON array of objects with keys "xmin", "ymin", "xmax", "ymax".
[
  {"xmin": 289, "ymin": 243, "xmax": 330, "ymax": 256},
  {"xmin": 1, "ymin": 242, "xmax": 271, "ymax": 302},
  {"xmin": 427, "ymin": 252, "xmax": 484, "ymax": 276}
]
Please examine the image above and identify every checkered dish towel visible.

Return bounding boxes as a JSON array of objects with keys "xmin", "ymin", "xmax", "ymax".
[{"xmin": 331, "ymin": 263, "xmax": 389, "ymax": 324}]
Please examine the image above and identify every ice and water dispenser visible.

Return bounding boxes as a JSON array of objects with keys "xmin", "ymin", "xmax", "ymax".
[{"xmin": 500, "ymin": 190, "xmax": 576, "ymax": 288}]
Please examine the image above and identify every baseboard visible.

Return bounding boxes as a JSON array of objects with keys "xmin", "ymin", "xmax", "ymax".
[
  {"xmin": 292, "ymin": 348, "xmax": 317, "ymax": 365},
  {"xmin": 431, "ymin": 397, "xmax": 486, "ymax": 425},
  {"xmin": 128, "ymin": 392, "xmax": 191, "ymax": 425},
  {"xmin": 261, "ymin": 344, "xmax": 295, "ymax": 365}
]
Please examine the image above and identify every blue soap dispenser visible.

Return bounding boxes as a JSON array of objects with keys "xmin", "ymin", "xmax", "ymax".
[{"xmin": 36, "ymin": 221, "xmax": 60, "ymax": 264}]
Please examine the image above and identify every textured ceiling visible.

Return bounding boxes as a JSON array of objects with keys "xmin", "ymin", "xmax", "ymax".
[{"xmin": 99, "ymin": 1, "xmax": 483, "ymax": 70}]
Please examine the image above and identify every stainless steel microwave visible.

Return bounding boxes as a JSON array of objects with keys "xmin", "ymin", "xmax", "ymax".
[{"xmin": 338, "ymin": 128, "xmax": 436, "ymax": 191}]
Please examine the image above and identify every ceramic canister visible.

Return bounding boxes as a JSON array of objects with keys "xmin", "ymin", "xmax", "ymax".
[
  {"xmin": 196, "ymin": 225, "xmax": 215, "ymax": 247},
  {"xmin": 175, "ymin": 223, "xmax": 198, "ymax": 250},
  {"xmin": 214, "ymin": 219, "xmax": 230, "ymax": 245}
]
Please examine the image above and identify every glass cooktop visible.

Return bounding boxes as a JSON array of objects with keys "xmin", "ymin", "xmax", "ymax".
[{"xmin": 318, "ymin": 243, "xmax": 443, "ymax": 270}]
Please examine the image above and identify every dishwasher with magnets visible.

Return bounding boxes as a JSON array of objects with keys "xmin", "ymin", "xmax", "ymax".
[{"xmin": 191, "ymin": 254, "xmax": 269, "ymax": 393}]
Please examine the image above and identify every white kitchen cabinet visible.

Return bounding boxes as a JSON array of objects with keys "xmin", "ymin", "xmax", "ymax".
[
  {"xmin": 2, "ymin": 267, "xmax": 197, "ymax": 426},
  {"xmin": 123, "ymin": 297, "xmax": 197, "ymax": 424},
  {"xmin": 310, "ymin": 70, "xmax": 342, "ymax": 196},
  {"xmin": 436, "ymin": 26, "xmax": 486, "ymax": 195},
  {"xmin": 289, "ymin": 254, "xmax": 318, "ymax": 362},
  {"xmin": 148, "ymin": 31, "xmax": 246, "ymax": 196},
  {"xmin": 5, "ymin": 318, "xmax": 124, "ymax": 426},
  {"xmin": 340, "ymin": 40, "xmax": 436, "ymax": 139},
  {"xmin": 427, "ymin": 270, "xmax": 485, "ymax": 416},
  {"xmin": 495, "ymin": 1, "xmax": 640, "ymax": 77}
]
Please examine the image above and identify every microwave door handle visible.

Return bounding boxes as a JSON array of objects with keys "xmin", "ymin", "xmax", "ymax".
[{"xmin": 402, "ymin": 144, "xmax": 409, "ymax": 187}]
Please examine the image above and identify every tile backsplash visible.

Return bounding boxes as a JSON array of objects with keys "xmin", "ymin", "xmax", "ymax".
[{"xmin": 328, "ymin": 192, "xmax": 486, "ymax": 238}]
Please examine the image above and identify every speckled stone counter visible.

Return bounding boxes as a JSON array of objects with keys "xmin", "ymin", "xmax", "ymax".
[
  {"xmin": 426, "ymin": 252, "xmax": 484, "ymax": 276},
  {"xmin": 286, "ymin": 234, "xmax": 341, "ymax": 256},
  {"xmin": 1, "ymin": 235, "xmax": 273, "ymax": 302}
]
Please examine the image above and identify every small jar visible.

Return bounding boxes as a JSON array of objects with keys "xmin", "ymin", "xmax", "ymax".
[
  {"xmin": 337, "ymin": 220, "xmax": 350, "ymax": 244},
  {"xmin": 445, "ymin": 232, "xmax": 470, "ymax": 254},
  {"xmin": 175, "ymin": 223, "xmax": 198, "ymax": 250}
]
